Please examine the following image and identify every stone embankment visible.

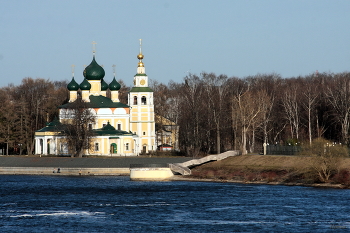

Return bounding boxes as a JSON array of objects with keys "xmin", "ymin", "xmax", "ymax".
[
  {"xmin": 129, "ymin": 150, "xmax": 240, "ymax": 180},
  {"xmin": 0, "ymin": 156, "xmax": 192, "ymax": 176}
]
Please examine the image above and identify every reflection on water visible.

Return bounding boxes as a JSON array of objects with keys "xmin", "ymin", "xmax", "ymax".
[{"xmin": 1, "ymin": 175, "xmax": 350, "ymax": 232}]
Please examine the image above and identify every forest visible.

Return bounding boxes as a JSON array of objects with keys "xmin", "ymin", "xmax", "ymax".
[{"xmin": 1, "ymin": 71, "xmax": 350, "ymax": 156}]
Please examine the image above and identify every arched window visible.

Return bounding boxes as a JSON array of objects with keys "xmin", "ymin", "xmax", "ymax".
[
  {"xmin": 133, "ymin": 96, "xmax": 138, "ymax": 105},
  {"xmin": 141, "ymin": 96, "xmax": 146, "ymax": 105}
]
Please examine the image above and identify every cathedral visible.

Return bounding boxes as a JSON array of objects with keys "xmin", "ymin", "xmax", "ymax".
[{"xmin": 34, "ymin": 41, "xmax": 156, "ymax": 156}]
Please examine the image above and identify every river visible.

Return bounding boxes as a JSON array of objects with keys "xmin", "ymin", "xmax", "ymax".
[{"xmin": 0, "ymin": 175, "xmax": 349, "ymax": 232}]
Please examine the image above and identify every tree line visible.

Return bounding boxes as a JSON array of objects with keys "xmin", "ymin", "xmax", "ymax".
[
  {"xmin": 151, "ymin": 71, "xmax": 350, "ymax": 156},
  {"xmin": 0, "ymin": 78, "xmax": 68, "ymax": 155},
  {"xmin": 1, "ymin": 71, "xmax": 350, "ymax": 156}
]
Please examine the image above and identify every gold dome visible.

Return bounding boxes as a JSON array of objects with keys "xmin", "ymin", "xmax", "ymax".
[
  {"xmin": 137, "ymin": 53, "xmax": 144, "ymax": 60},
  {"xmin": 138, "ymin": 62, "xmax": 144, "ymax": 67}
]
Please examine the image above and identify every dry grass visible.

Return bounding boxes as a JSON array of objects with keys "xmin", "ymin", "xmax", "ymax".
[{"xmin": 190, "ymin": 154, "xmax": 350, "ymax": 186}]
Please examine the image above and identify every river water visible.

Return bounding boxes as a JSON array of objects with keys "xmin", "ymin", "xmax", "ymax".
[{"xmin": 0, "ymin": 175, "xmax": 350, "ymax": 232}]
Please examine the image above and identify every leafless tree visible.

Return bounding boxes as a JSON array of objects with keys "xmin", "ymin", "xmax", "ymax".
[
  {"xmin": 300, "ymin": 137, "xmax": 348, "ymax": 182},
  {"xmin": 282, "ymin": 79, "xmax": 302, "ymax": 141},
  {"xmin": 202, "ymin": 72, "xmax": 228, "ymax": 154},
  {"xmin": 325, "ymin": 73, "xmax": 350, "ymax": 145},
  {"xmin": 60, "ymin": 98, "xmax": 96, "ymax": 157}
]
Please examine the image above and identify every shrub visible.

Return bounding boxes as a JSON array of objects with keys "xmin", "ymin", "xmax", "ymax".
[
  {"xmin": 299, "ymin": 138, "xmax": 348, "ymax": 182},
  {"xmin": 332, "ymin": 169, "xmax": 350, "ymax": 186}
]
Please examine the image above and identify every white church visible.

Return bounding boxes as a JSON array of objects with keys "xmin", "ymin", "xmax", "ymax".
[{"xmin": 34, "ymin": 41, "xmax": 156, "ymax": 156}]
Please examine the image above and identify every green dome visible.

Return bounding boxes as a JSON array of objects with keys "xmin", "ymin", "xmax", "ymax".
[
  {"xmin": 67, "ymin": 77, "xmax": 79, "ymax": 91},
  {"xmin": 101, "ymin": 79, "xmax": 109, "ymax": 91},
  {"xmin": 83, "ymin": 56, "xmax": 105, "ymax": 80},
  {"xmin": 80, "ymin": 78, "xmax": 91, "ymax": 90},
  {"xmin": 109, "ymin": 77, "xmax": 121, "ymax": 91}
]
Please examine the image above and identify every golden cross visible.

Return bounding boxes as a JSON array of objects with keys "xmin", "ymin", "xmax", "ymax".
[
  {"xmin": 92, "ymin": 41, "xmax": 97, "ymax": 54},
  {"xmin": 71, "ymin": 64, "xmax": 75, "ymax": 74},
  {"xmin": 112, "ymin": 64, "xmax": 116, "ymax": 76}
]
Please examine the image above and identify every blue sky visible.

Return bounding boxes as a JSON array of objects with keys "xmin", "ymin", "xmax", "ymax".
[{"xmin": 1, "ymin": 0, "xmax": 350, "ymax": 87}]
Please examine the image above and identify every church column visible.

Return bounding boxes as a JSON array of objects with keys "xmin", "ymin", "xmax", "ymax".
[{"xmin": 42, "ymin": 139, "xmax": 47, "ymax": 155}]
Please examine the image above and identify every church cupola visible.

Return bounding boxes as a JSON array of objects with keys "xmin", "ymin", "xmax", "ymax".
[
  {"xmin": 84, "ymin": 56, "xmax": 105, "ymax": 81},
  {"xmin": 101, "ymin": 79, "xmax": 109, "ymax": 91},
  {"xmin": 80, "ymin": 78, "xmax": 91, "ymax": 102},
  {"xmin": 80, "ymin": 78, "xmax": 91, "ymax": 90},
  {"xmin": 68, "ymin": 65, "xmax": 79, "ymax": 102},
  {"xmin": 67, "ymin": 77, "xmax": 79, "ymax": 91},
  {"xmin": 110, "ymin": 65, "xmax": 121, "ymax": 102},
  {"xmin": 100, "ymin": 78, "xmax": 109, "ymax": 97},
  {"xmin": 109, "ymin": 77, "xmax": 121, "ymax": 91},
  {"xmin": 83, "ymin": 41, "xmax": 104, "ymax": 96},
  {"xmin": 84, "ymin": 42, "xmax": 105, "ymax": 81}
]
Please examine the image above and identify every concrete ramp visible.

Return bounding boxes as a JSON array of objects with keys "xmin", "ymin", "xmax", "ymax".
[
  {"xmin": 169, "ymin": 163, "xmax": 191, "ymax": 175},
  {"xmin": 170, "ymin": 150, "xmax": 240, "ymax": 175}
]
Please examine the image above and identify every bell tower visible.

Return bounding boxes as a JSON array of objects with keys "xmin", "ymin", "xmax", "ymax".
[{"xmin": 128, "ymin": 39, "xmax": 155, "ymax": 154}]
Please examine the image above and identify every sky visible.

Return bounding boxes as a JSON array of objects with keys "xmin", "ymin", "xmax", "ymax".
[{"xmin": 1, "ymin": 0, "xmax": 350, "ymax": 87}]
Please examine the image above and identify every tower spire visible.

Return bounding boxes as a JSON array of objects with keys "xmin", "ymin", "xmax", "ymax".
[
  {"xmin": 137, "ymin": 39, "xmax": 145, "ymax": 73},
  {"xmin": 139, "ymin": 39, "xmax": 142, "ymax": 54}
]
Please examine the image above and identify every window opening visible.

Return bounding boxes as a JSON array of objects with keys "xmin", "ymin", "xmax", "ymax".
[{"xmin": 141, "ymin": 96, "xmax": 146, "ymax": 105}]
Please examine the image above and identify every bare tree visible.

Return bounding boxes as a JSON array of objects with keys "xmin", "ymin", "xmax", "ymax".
[
  {"xmin": 60, "ymin": 99, "xmax": 96, "ymax": 157},
  {"xmin": 325, "ymin": 73, "xmax": 350, "ymax": 145},
  {"xmin": 202, "ymin": 72, "xmax": 228, "ymax": 154},
  {"xmin": 282, "ymin": 79, "xmax": 302, "ymax": 141},
  {"xmin": 301, "ymin": 76, "xmax": 319, "ymax": 145},
  {"xmin": 179, "ymin": 74, "xmax": 204, "ymax": 157},
  {"xmin": 233, "ymin": 89, "xmax": 270, "ymax": 154},
  {"xmin": 0, "ymin": 87, "xmax": 18, "ymax": 155},
  {"xmin": 300, "ymin": 138, "xmax": 348, "ymax": 182}
]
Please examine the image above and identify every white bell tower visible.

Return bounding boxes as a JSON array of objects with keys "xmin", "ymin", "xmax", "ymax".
[{"xmin": 128, "ymin": 39, "xmax": 155, "ymax": 154}]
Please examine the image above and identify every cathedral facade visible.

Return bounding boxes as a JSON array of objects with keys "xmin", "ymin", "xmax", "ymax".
[{"xmin": 34, "ymin": 42, "xmax": 155, "ymax": 156}]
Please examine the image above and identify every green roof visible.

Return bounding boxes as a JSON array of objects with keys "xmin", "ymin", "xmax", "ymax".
[
  {"xmin": 129, "ymin": 87, "xmax": 153, "ymax": 92},
  {"xmin": 93, "ymin": 122, "xmax": 132, "ymax": 136},
  {"xmin": 36, "ymin": 117, "xmax": 62, "ymax": 132},
  {"xmin": 59, "ymin": 95, "xmax": 129, "ymax": 109},
  {"xmin": 135, "ymin": 73, "xmax": 147, "ymax": 76}
]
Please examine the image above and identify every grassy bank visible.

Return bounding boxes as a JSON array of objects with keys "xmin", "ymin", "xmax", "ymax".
[{"xmin": 190, "ymin": 155, "xmax": 350, "ymax": 188}]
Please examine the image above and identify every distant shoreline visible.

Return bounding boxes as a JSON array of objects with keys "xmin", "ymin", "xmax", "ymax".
[{"xmin": 170, "ymin": 176, "xmax": 348, "ymax": 189}]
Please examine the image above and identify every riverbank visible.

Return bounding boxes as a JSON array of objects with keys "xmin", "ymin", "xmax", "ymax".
[
  {"xmin": 0, "ymin": 156, "xmax": 192, "ymax": 175},
  {"xmin": 2, "ymin": 154, "xmax": 350, "ymax": 189},
  {"xmin": 188, "ymin": 154, "xmax": 350, "ymax": 189}
]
